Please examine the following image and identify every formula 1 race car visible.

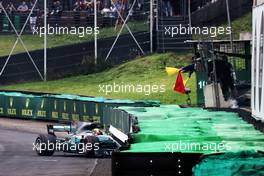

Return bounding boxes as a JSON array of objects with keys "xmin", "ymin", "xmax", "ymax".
[{"xmin": 34, "ymin": 122, "xmax": 120, "ymax": 157}]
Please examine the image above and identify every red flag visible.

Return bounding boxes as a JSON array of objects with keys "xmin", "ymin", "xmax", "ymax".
[{"xmin": 174, "ymin": 71, "xmax": 186, "ymax": 94}]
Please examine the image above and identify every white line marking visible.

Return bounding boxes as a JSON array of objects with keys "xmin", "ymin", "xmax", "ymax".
[{"xmin": 89, "ymin": 159, "xmax": 98, "ymax": 176}]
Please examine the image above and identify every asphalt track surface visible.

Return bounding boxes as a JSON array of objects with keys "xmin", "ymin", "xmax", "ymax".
[{"xmin": 0, "ymin": 120, "xmax": 111, "ymax": 176}]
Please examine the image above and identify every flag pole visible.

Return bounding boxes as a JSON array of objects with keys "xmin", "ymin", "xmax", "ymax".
[
  {"xmin": 188, "ymin": 0, "xmax": 191, "ymax": 28},
  {"xmin": 150, "ymin": 0, "xmax": 153, "ymax": 53},
  {"xmin": 44, "ymin": 0, "xmax": 47, "ymax": 81},
  {"xmin": 225, "ymin": 0, "xmax": 236, "ymax": 70},
  {"xmin": 94, "ymin": 0, "xmax": 98, "ymax": 65}
]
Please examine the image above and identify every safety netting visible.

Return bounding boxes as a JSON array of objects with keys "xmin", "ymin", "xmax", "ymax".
[{"xmin": 120, "ymin": 105, "xmax": 264, "ymax": 154}]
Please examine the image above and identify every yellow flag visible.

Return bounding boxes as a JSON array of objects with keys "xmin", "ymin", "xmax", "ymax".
[{"xmin": 166, "ymin": 67, "xmax": 180, "ymax": 76}]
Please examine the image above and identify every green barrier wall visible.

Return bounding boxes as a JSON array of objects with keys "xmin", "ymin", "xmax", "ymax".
[
  {"xmin": 2, "ymin": 15, "xmax": 20, "ymax": 32},
  {"xmin": 0, "ymin": 91, "xmax": 159, "ymax": 126},
  {"xmin": 2, "ymin": 16, "xmax": 9, "ymax": 32},
  {"xmin": 0, "ymin": 94, "xmax": 6, "ymax": 116},
  {"xmin": 14, "ymin": 15, "xmax": 20, "ymax": 32}
]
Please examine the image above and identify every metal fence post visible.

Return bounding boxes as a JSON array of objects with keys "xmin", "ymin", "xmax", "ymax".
[
  {"xmin": 44, "ymin": 0, "xmax": 47, "ymax": 81},
  {"xmin": 188, "ymin": 0, "xmax": 192, "ymax": 27},
  {"xmin": 150, "ymin": 0, "xmax": 153, "ymax": 53},
  {"xmin": 94, "ymin": 0, "xmax": 98, "ymax": 65},
  {"xmin": 225, "ymin": 0, "xmax": 236, "ymax": 70}
]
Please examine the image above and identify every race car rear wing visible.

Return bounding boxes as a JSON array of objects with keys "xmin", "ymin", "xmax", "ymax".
[
  {"xmin": 109, "ymin": 125, "xmax": 131, "ymax": 150},
  {"xmin": 47, "ymin": 124, "xmax": 71, "ymax": 135},
  {"xmin": 109, "ymin": 125, "xmax": 128, "ymax": 143}
]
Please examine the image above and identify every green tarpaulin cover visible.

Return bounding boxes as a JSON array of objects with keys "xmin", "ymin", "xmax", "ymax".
[
  {"xmin": 120, "ymin": 105, "xmax": 264, "ymax": 154},
  {"xmin": 193, "ymin": 151, "xmax": 264, "ymax": 176}
]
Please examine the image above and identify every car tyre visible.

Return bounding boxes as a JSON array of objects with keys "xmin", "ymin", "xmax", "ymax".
[{"xmin": 35, "ymin": 134, "xmax": 56, "ymax": 156}]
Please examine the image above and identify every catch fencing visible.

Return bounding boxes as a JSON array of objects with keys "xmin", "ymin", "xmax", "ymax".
[
  {"xmin": 0, "ymin": 32, "xmax": 150, "ymax": 84},
  {"xmin": 0, "ymin": 0, "xmax": 152, "ymax": 84}
]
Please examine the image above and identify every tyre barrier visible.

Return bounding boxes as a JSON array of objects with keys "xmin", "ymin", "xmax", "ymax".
[{"xmin": 109, "ymin": 105, "xmax": 264, "ymax": 176}]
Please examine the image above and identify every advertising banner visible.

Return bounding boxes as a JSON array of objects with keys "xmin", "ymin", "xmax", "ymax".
[
  {"xmin": 0, "ymin": 94, "xmax": 6, "ymax": 116},
  {"xmin": 0, "ymin": 91, "xmax": 156, "ymax": 127},
  {"xmin": 20, "ymin": 97, "xmax": 38, "ymax": 118},
  {"xmin": 35, "ymin": 98, "xmax": 50, "ymax": 120},
  {"xmin": 58, "ymin": 99, "xmax": 72, "ymax": 121},
  {"xmin": 70, "ymin": 101, "xmax": 81, "ymax": 121},
  {"xmin": 5, "ymin": 95, "xmax": 22, "ymax": 117},
  {"xmin": 49, "ymin": 98, "xmax": 60, "ymax": 120}
]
